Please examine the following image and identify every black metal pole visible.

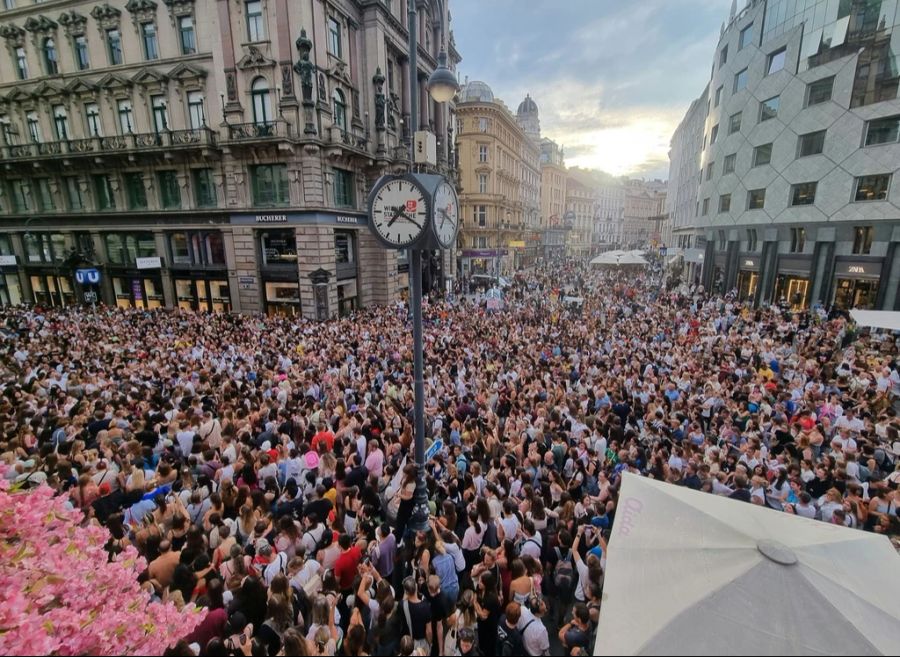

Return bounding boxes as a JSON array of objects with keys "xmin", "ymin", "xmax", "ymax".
[{"xmin": 407, "ymin": 0, "xmax": 430, "ymax": 534}]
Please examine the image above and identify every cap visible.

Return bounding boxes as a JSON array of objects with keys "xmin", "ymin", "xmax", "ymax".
[{"xmin": 99, "ymin": 482, "xmax": 112, "ymax": 495}]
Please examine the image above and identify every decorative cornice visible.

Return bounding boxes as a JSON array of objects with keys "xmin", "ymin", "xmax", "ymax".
[
  {"xmin": 125, "ymin": 0, "xmax": 158, "ymax": 25},
  {"xmin": 24, "ymin": 15, "xmax": 58, "ymax": 34},
  {"xmin": 90, "ymin": 4, "xmax": 122, "ymax": 30},
  {"xmin": 0, "ymin": 24, "xmax": 26, "ymax": 47},
  {"xmin": 167, "ymin": 62, "xmax": 206, "ymax": 85},
  {"xmin": 58, "ymin": 11, "xmax": 89, "ymax": 37},
  {"xmin": 237, "ymin": 45, "xmax": 275, "ymax": 70},
  {"xmin": 162, "ymin": 0, "xmax": 195, "ymax": 23}
]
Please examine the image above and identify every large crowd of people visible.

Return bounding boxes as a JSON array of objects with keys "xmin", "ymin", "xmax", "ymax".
[{"xmin": 1, "ymin": 262, "xmax": 898, "ymax": 656}]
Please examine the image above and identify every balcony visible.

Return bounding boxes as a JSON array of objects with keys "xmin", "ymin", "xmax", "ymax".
[
  {"xmin": 2, "ymin": 128, "xmax": 218, "ymax": 161},
  {"xmin": 325, "ymin": 126, "xmax": 370, "ymax": 159},
  {"xmin": 226, "ymin": 120, "xmax": 292, "ymax": 142}
]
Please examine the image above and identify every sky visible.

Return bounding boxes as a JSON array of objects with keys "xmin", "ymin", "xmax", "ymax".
[{"xmin": 452, "ymin": 0, "xmax": 736, "ymax": 180}]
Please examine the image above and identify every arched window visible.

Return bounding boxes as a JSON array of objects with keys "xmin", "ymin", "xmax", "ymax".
[
  {"xmin": 333, "ymin": 89, "xmax": 346, "ymax": 133},
  {"xmin": 43, "ymin": 37, "xmax": 58, "ymax": 75},
  {"xmin": 251, "ymin": 77, "xmax": 271, "ymax": 126}
]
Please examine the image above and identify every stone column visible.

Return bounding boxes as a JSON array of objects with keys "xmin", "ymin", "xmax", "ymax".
[
  {"xmin": 232, "ymin": 226, "xmax": 262, "ymax": 314},
  {"xmin": 222, "ymin": 228, "xmax": 242, "ymax": 313},
  {"xmin": 297, "ymin": 225, "xmax": 338, "ymax": 320},
  {"xmin": 358, "ymin": 229, "xmax": 399, "ymax": 308},
  {"xmin": 153, "ymin": 230, "xmax": 175, "ymax": 308}
]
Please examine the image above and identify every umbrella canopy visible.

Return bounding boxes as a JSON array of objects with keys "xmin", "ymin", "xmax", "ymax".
[
  {"xmin": 590, "ymin": 252, "xmax": 648, "ymax": 267},
  {"xmin": 595, "ymin": 474, "xmax": 900, "ymax": 656},
  {"xmin": 850, "ymin": 310, "xmax": 900, "ymax": 331},
  {"xmin": 617, "ymin": 253, "xmax": 649, "ymax": 266}
]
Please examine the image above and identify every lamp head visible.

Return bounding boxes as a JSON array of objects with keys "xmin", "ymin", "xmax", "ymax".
[{"xmin": 427, "ymin": 50, "xmax": 459, "ymax": 103}]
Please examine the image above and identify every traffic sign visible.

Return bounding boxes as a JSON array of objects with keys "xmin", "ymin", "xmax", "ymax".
[
  {"xmin": 83, "ymin": 290, "xmax": 98, "ymax": 303},
  {"xmin": 75, "ymin": 268, "xmax": 101, "ymax": 285}
]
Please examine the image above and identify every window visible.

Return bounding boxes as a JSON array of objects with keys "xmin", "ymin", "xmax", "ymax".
[
  {"xmin": 14, "ymin": 46, "xmax": 27, "ymax": 79},
  {"xmin": 52, "ymin": 105, "xmax": 69, "ymax": 140},
  {"xmin": 710, "ymin": 124, "xmax": 719, "ymax": 144},
  {"xmin": 170, "ymin": 232, "xmax": 190, "ymax": 264},
  {"xmin": 333, "ymin": 168, "xmax": 354, "ymax": 208},
  {"xmin": 790, "ymin": 227, "xmax": 806, "ymax": 253},
  {"xmin": 753, "ymin": 143, "xmax": 772, "ymax": 166},
  {"xmin": 107, "ymin": 29, "xmax": 122, "ymax": 65},
  {"xmin": 797, "ymin": 130, "xmax": 826, "ymax": 157},
  {"xmin": 193, "ymin": 168, "xmax": 216, "ymax": 207},
  {"xmin": 479, "ymin": 118, "xmax": 488, "ymax": 132},
  {"xmin": 478, "ymin": 173, "xmax": 488, "ymax": 193},
  {"xmin": 251, "ymin": 77, "xmax": 272, "ymax": 126},
  {"xmin": 251, "ymin": 164, "xmax": 289, "ymax": 206},
  {"xmin": 64, "ymin": 176, "xmax": 83, "ymax": 210},
  {"xmin": 714, "ymin": 85, "xmax": 723, "ymax": 107},
  {"xmin": 739, "ymin": 23, "xmax": 753, "ymax": 50},
  {"xmin": 9, "ymin": 180, "xmax": 28, "ymax": 212},
  {"xmin": 141, "ymin": 23, "xmax": 158, "ymax": 60},
  {"xmin": 246, "ymin": 1, "xmax": 264, "ymax": 41},
  {"xmin": 853, "ymin": 226, "xmax": 874, "ymax": 255},
  {"xmin": 93, "ymin": 174, "xmax": 116, "ymax": 210},
  {"xmin": 0, "ymin": 115, "xmax": 15, "ymax": 145},
  {"xmin": 718, "ymin": 193, "xmax": 731, "ymax": 213},
  {"xmin": 3, "ymin": 0, "xmax": 15, "ymax": 9},
  {"xmin": 706, "ymin": 162, "xmax": 715, "ymax": 181},
  {"xmin": 479, "ymin": 145, "xmax": 488, "ymax": 163},
  {"xmin": 702, "ymin": 198, "xmax": 710, "ymax": 215},
  {"xmin": 718, "ymin": 230, "xmax": 727, "ymax": 251},
  {"xmin": 720, "ymin": 45, "xmax": 728, "ymax": 66},
  {"xmin": 178, "ymin": 16, "xmax": 196, "ymax": 55},
  {"xmin": 760, "ymin": 96, "xmax": 779, "ymax": 122},
  {"xmin": 73, "ymin": 35, "xmax": 89, "ymax": 70},
  {"xmin": 124, "ymin": 172, "xmax": 147, "ymax": 209},
  {"xmin": 259, "ymin": 230, "xmax": 297, "ymax": 266},
  {"xmin": 327, "ymin": 17, "xmax": 341, "ymax": 57},
  {"xmin": 187, "ymin": 91, "xmax": 205, "ymax": 129},
  {"xmin": 151, "ymin": 95, "xmax": 169, "ymax": 133},
  {"xmin": 117, "ymin": 99, "xmax": 134, "ymax": 134},
  {"xmin": 728, "ymin": 112, "xmax": 742, "ymax": 134},
  {"xmin": 158, "ymin": 171, "xmax": 181, "ymax": 209},
  {"xmin": 747, "ymin": 229, "xmax": 758, "ymax": 251},
  {"xmin": 42, "ymin": 38, "xmax": 58, "ymax": 75},
  {"xmin": 733, "ymin": 68, "xmax": 748, "ymax": 93},
  {"xmin": 105, "ymin": 233, "xmax": 155, "ymax": 265},
  {"xmin": 723, "ymin": 153, "xmax": 736, "ymax": 174},
  {"xmin": 790, "ymin": 182, "xmax": 817, "ymax": 206},
  {"xmin": 333, "ymin": 89, "xmax": 347, "ymax": 132},
  {"xmin": 806, "ymin": 76, "xmax": 834, "ymax": 106},
  {"xmin": 475, "ymin": 205, "xmax": 486, "ymax": 226},
  {"xmin": 26, "ymin": 111, "xmax": 41, "ymax": 143},
  {"xmin": 24, "ymin": 233, "xmax": 66, "ymax": 263},
  {"xmin": 766, "ymin": 47, "xmax": 786, "ymax": 76},
  {"xmin": 864, "ymin": 116, "xmax": 900, "ymax": 146},
  {"xmin": 335, "ymin": 231, "xmax": 355, "ymax": 264},
  {"xmin": 748, "ymin": 188, "xmax": 766, "ymax": 210},
  {"xmin": 854, "ymin": 174, "xmax": 891, "ymax": 202}
]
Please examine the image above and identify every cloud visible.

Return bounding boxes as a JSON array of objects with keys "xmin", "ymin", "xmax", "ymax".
[{"xmin": 453, "ymin": 0, "xmax": 734, "ymax": 178}]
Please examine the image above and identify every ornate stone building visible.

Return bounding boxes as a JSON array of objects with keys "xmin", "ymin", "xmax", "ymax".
[
  {"xmin": 0, "ymin": 0, "xmax": 459, "ymax": 316},
  {"xmin": 455, "ymin": 81, "xmax": 539, "ymax": 277}
]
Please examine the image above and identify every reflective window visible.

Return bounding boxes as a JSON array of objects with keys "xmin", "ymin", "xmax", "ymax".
[
  {"xmin": 260, "ymin": 229, "xmax": 297, "ymax": 266},
  {"xmin": 748, "ymin": 189, "xmax": 766, "ymax": 210},
  {"xmin": 864, "ymin": 116, "xmax": 900, "ymax": 146},
  {"xmin": 179, "ymin": 16, "xmax": 196, "ymax": 55},
  {"xmin": 723, "ymin": 153, "xmax": 736, "ymax": 174},
  {"xmin": 806, "ymin": 76, "xmax": 834, "ymax": 106},
  {"xmin": 759, "ymin": 96, "xmax": 780, "ymax": 122},
  {"xmin": 767, "ymin": 47, "xmax": 786, "ymax": 75},
  {"xmin": 328, "ymin": 17, "xmax": 341, "ymax": 57},
  {"xmin": 753, "ymin": 143, "xmax": 772, "ymax": 166},
  {"xmin": 74, "ymin": 35, "xmax": 89, "ymax": 70},
  {"xmin": 718, "ymin": 193, "xmax": 731, "ymax": 213},
  {"xmin": 797, "ymin": 130, "xmax": 826, "ymax": 157},
  {"xmin": 728, "ymin": 111, "xmax": 742, "ymax": 134},
  {"xmin": 853, "ymin": 226, "xmax": 874, "ymax": 254},
  {"xmin": 791, "ymin": 182, "xmax": 817, "ymax": 206},
  {"xmin": 247, "ymin": 0, "xmax": 264, "ymax": 41},
  {"xmin": 107, "ymin": 29, "xmax": 122, "ymax": 65},
  {"xmin": 854, "ymin": 174, "xmax": 891, "ymax": 201},
  {"xmin": 43, "ymin": 38, "xmax": 58, "ymax": 75},
  {"xmin": 733, "ymin": 68, "xmax": 748, "ymax": 93},
  {"xmin": 739, "ymin": 23, "xmax": 753, "ymax": 50}
]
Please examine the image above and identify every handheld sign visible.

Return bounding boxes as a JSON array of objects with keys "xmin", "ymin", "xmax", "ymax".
[{"xmin": 425, "ymin": 439, "xmax": 443, "ymax": 461}]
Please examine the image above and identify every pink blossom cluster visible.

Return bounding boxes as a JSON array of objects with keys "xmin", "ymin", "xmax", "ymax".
[{"xmin": 0, "ymin": 475, "xmax": 206, "ymax": 655}]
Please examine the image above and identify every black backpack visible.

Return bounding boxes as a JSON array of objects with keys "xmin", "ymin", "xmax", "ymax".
[{"xmin": 497, "ymin": 621, "xmax": 525, "ymax": 657}]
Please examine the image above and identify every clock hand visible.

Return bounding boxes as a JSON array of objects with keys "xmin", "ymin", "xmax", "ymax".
[
  {"xmin": 438, "ymin": 209, "xmax": 448, "ymax": 229},
  {"xmin": 401, "ymin": 212, "xmax": 423, "ymax": 229},
  {"xmin": 387, "ymin": 206, "xmax": 405, "ymax": 227}
]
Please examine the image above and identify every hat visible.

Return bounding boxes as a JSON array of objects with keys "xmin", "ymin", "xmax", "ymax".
[{"xmin": 99, "ymin": 482, "xmax": 112, "ymax": 496}]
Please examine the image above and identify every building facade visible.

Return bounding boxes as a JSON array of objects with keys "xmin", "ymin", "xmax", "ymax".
[
  {"xmin": 455, "ymin": 81, "xmax": 539, "ymax": 277},
  {"xmin": 670, "ymin": 0, "xmax": 900, "ymax": 310},
  {"xmin": 622, "ymin": 178, "xmax": 666, "ymax": 250},
  {"xmin": 539, "ymin": 137, "xmax": 568, "ymax": 260},
  {"xmin": 0, "ymin": 0, "xmax": 459, "ymax": 316},
  {"xmin": 564, "ymin": 169, "xmax": 597, "ymax": 259},
  {"xmin": 594, "ymin": 180, "xmax": 625, "ymax": 251}
]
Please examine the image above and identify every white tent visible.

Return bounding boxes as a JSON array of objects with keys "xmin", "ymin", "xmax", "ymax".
[
  {"xmin": 850, "ymin": 309, "xmax": 900, "ymax": 331},
  {"xmin": 590, "ymin": 252, "xmax": 649, "ymax": 267},
  {"xmin": 595, "ymin": 474, "xmax": 900, "ymax": 656}
]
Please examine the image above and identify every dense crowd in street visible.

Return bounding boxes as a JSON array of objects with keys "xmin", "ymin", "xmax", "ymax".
[{"xmin": 1, "ymin": 262, "xmax": 899, "ymax": 656}]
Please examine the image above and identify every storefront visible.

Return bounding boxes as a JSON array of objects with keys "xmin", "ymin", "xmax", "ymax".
[
  {"xmin": 0, "ymin": 255, "xmax": 22, "ymax": 306},
  {"xmin": 831, "ymin": 260, "xmax": 881, "ymax": 310},
  {"xmin": 775, "ymin": 256, "xmax": 812, "ymax": 310},
  {"xmin": 461, "ymin": 249, "xmax": 505, "ymax": 278},
  {"xmin": 259, "ymin": 228, "xmax": 302, "ymax": 316},
  {"xmin": 173, "ymin": 277, "xmax": 232, "ymax": 312},
  {"xmin": 736, "ymin": 256, "xmax": 760, "ymax": 302},
  {"xmin": 110, "ymin": 272, "xmax": 165, "ymax": 309},
  {"xmin": 712, "ymin": 253, "xmax": 727, "ymax": 294}
]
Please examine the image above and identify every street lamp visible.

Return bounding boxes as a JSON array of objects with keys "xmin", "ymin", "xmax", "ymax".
[{"xmin": 406, "ymin": 1, "xmax": 458, "ymax": 535}]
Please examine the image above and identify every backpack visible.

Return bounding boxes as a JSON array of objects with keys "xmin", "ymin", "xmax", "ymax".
[
  {"xmin": 553, "ymin": 547, "xmax": 575, "ymax": 598},
  {"xmin": 497, "ymin": 621, "xmax": 525, "ymax": 657}
]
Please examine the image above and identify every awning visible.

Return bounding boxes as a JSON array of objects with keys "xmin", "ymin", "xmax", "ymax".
[{"xmin": 850, "ymin": 310, "xmax": 900, "ymax": 331}]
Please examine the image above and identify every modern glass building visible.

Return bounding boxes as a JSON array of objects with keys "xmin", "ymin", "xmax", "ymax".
[{"xmin": 669, "ymin": 0, "xmax": 900, "ymax": 310}]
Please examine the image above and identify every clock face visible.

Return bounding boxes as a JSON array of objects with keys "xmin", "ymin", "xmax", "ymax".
[
  {"xmin": 370, "ymin": 178, "xmax": 429, "ymax": 248},
  {"xmin": 433, "ymin": 181, "xmax": 460, "ymax": 248}
]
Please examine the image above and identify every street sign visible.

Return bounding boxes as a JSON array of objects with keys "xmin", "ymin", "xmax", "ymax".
[
  {"xmin": 136, "ymin": 256, "xmax": 162, "ymax": 269},
  {"xmin": 75, "ymin": 268, "xmax": 101, "ymax": 285},
  {"xmin": 83, "ymin": 290, "xmax": 98, "ymax": 303},
  {"xmin": 659, "ymin": 247, "xmax": 668, "ymax": 256}
]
